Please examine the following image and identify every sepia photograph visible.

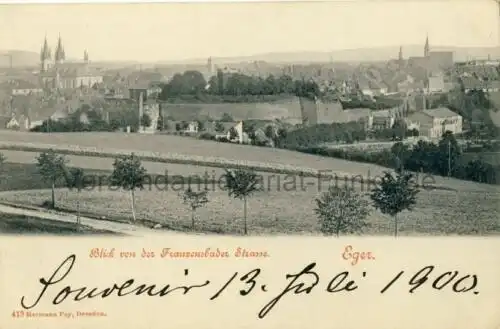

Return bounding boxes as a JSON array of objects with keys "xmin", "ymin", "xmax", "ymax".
[{"xmin": 0, "ymin": 0, "xmax": 498, "ymax": 238}]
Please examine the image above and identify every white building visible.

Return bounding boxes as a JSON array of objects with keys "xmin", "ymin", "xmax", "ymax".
[{"xmin": 407, "ymin": 107, "xmax": 462, "ymax": 139}]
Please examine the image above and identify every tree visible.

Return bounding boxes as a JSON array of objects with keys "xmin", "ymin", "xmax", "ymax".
[
  {"xmin": 390, "ymin": 142, "xmax": 411, "ymax": 171},
  {"xmin": 223, "ymin": 169, "xmax": 260, "ymax": 235},
  {"xmin": 243, "ymin": 121, "xmax": 256, "ymax": 141},
  {"xmin": 196, "ymin": 120, "xmax": 205, "ymax": 132},
  {"xmin": 36, "ymin": 150, "xmax": 68, "ymax": 209},
  {"xmin": 264, "ymin": 125, "xmax": 275, "ymax": 140},
  {"xmin": 175, "ymin": 122, "xmax": 182, "ymax": 132},
  {"xmin": 315, "ymin": 185, "xmax": 370, "ymax": 237},
  {"xmin": 109, "ymin": 153, "xmax": 147, "ymax": 222},
  {"xmin": 159, "ymin": 70, "xmax": 207, "ymax": 99},
  {"xmin": 0, "ymin": 153, "xmax": 6, "ymax": 186},
  {"xmin": 181, "ymin": 187, "xmax": 209, "ymax": 229},
  {"xmin": 391, "ymin": 118, "xmax": 407, "ymax": 140},
  {"xmin": 229, "ymin": 126, "xmax": 239, "ymax": 141},
  {"xmin": 220, "ymin": 112, "xmax": 234, "ymax": 122},
  {"xmin": 63, "ymin": 167, "xmax": 86, "ymax": 227},
  {"xmin": 274, "ymin": 127, "xmax": 288, "ymax": 148},
  {"xmin": 277, "ymin": 75, "xmax": 295, "ymax": 94},
  {"xmin": 217, "ymin": 69, "xmax": 225, "ymax": 94},
  {"xmin": 140, "ymin": 113, "xmax": 152, "ymax": 128},
  {"xmin": 437, "ymin": 130, "xmax": 461, "ymax": 177},
  {"xmin": 156, "ymin": 114, "xmax": 164, "ymax": 131},
  {"xmin": 370, "ymin": 170, "xmax": 419, "ymax": 237},
  {"xmin": 215, "ymin": 121, "xmax": 225, "ymax": 133}
]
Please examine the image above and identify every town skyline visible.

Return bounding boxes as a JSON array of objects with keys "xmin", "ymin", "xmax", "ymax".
[{"xmin": 0, "ymin": 0, "xmax": 498, "ymax": 63}]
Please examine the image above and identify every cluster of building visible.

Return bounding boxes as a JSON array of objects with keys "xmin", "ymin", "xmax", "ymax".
[
  {"xmin": 297, "ymin": 93, "xmax": 463, "ymax": 139},
  {"xmin": 2, "ymin": 33, "xmax": 497, "ymax": 143},
  {"xmin": 0, "ymin": 34, "xmax": 166, "ymax": 131}
]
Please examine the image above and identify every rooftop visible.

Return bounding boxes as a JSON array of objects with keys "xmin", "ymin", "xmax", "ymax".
[
  {"xmin": 0, "ymin": 79, "xmax": 40, "ymax": 90},
  {"xmin": 422, "ymin": 107, "xmax": 460, "ymax": 118}
]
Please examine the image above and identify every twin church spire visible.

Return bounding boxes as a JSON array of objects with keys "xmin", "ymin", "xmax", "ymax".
[
  {"xmin": 40, "ymin": 34, "xmax": 89, "ymax": 72},
  {"xmin": 40, "ymin": 35, "xmax": 51, "ymax": 62},
  {"xmin": 54, "ymin": 34, "xmax": 66, "ymax": 63}
]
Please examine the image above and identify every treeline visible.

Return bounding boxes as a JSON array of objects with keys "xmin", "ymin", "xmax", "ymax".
[
  {"xmin": 341, "ymin": 95, "xmax": 403, "ymax": 110},
  {"xmin": 158, "ymin": 70, "xmax": 321, "ymax": 102},
  {"xmin": 293, "ymin": 132, "xmax": 499, "ymax": 185},
  {"xmin": 31, "ymin": 105, "xmax": 149, "ymax": 133},
  {"xmin": 280, "ymin": 122, "xmax": 368, "ymax": 146},
  {"xmin": 31, "ymin": 108, "xmax": 112, "ymax": 133},
  {"xmin": 278, "ymin": 120, "xmax": 417, "ymax": 147}
]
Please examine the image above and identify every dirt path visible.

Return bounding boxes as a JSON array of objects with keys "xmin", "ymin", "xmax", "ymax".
[{"xmin": 0, "ymin": 203, "xmax": 156, "ymax": 236}]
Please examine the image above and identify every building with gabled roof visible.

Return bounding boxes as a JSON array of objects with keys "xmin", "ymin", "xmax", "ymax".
[{"xmin": 407, "ymin": 107, "xmax": 462, "ymax": 138}]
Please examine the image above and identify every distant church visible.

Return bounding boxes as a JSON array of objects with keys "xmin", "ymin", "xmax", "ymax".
[
  {"xmin": 406, "ymin": 35, "xmax": 454, "ymax": 73},
  {"xmin": 38, "ymin": 35, "xmax": 104, "ymax": 89}
]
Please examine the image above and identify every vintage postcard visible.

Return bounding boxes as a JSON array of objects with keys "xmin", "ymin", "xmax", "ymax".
[{"xmin": 0, "ymin": 0, "xmax": 499, "ymax": 328}]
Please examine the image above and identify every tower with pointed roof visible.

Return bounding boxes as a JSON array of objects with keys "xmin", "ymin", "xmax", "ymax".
[
  {"xmin": 398, "ymin": 46, "xmax": 403, "ymax": 61},
  {"xmin": 424, "ymin": 35, "xmax": 430, "ymax": 57},
  {"xmin": 40, "ymin": 35, "xmax": 51, "ymax": 72},
  {"xmin": 38, "ymin": 34, "xmax": 104, "ymax": 91},
  {"xmin": 54, "ymin": 34, "xmax": 66, "ymax": 65}
]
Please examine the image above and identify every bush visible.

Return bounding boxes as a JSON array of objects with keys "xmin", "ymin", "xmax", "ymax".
[{"xmin": 199, "ymin": 132, "xmax": 216, "ymax": 140}]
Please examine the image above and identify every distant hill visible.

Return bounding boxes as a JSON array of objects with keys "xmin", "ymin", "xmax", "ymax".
[
  {"xmin": 0, "ymin": 50, "xmax": 39, "ymax": 68},
  {"xmin": 2, "ymin": 45, "xmax": 499, "ymax": 68},
  {"xmin": 0, "ymin": 50, "xmax": 95, "ymax": 68},
  {"xmin": 156, "ymin": 45, "xmax": 500, "ymax": 65}
]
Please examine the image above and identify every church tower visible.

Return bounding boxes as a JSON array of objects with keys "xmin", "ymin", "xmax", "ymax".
[
  {"xmin": 54, "ymin": 34, "xmax": 66, "ymax": 65},
  {"xmin": 424, "ymin": 35, "xmax": 430, "ymax": 57},
  {"xmin": 398, "ymin": 46, "xmax": 404, "ymax": 68},
  {"xmin": 207, "ymin": 57, "xmax": 214, "ymax": 77},
  {"xmin": 84, "ymin": 49, "xmax": 89, "ymax": 64},
  {"xmin": 40, "ymin": 35, "xmax": 51, "ymax": 72}
]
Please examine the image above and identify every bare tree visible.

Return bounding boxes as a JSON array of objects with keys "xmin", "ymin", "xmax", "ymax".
[
  {"xmin": 181, "ymin": 187, "xmax": 209, "ymax": 229},
  {"xmin": 63, "ymin": 167, "xmax": 86, "ymax": 227}
]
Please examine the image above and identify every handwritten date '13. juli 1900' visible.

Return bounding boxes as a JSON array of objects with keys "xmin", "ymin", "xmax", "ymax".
[{"xmin": 18, "ymin": 251, "xmax": 480, "ymax": 320}]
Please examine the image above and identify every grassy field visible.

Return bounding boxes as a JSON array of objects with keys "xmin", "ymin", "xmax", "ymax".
[
  {"xmin": 0, "ymin": 155, "xmax": 498, "ymax": 236},
  {"xmin": 0, "ymin": 213, "xmax": 116, "ymax": 235},
  {"xmin": 0, "ymin": 131, "xmax": 498, "ymax": 236},
  {"xmin": 0, "ymin": 151, "xmax": 228, "ymax": 183},
  {"xmin": 0, "ymin": 161, "xmax": 114, "ymax": 192},
  {"xmin": 1, "ymin": 185, "xmax": 498, "ymax": 236},
  {"xmin": 1, "ymin": 131, "xmax": 500, "ymax": 193}
]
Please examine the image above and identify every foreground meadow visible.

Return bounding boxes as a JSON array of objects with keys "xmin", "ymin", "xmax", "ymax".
[
  {"xmin": 2, "ymin": 132, "xmax": 500, "ymax": 193},
  {"xmin": 1, "ymin": 185, "xmax": 498, "ymax": 236}
]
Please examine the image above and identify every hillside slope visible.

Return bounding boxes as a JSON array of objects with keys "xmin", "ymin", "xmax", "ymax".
[{"xmin": 0, "ymin": 131, "xmax": 498, "ymax": 194}]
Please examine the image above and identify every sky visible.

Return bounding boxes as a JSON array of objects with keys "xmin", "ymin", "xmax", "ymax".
[{"xmin": 0, "ymin": 0, "xmax": 498, "ymax": 62}]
